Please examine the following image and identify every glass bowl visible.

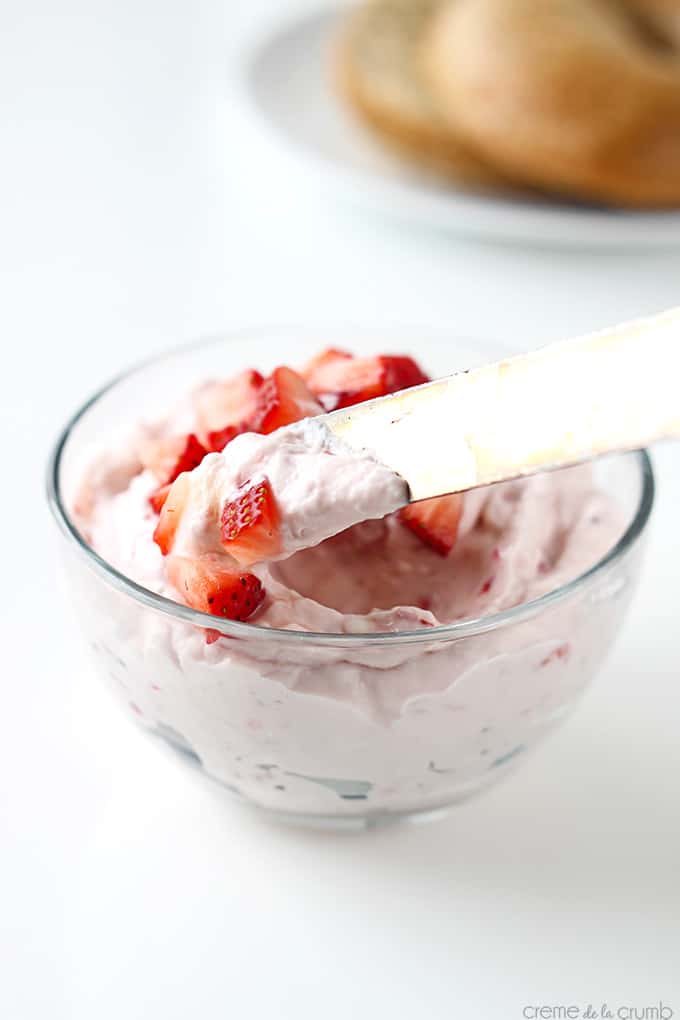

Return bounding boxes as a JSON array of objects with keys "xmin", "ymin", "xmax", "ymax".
[{"xmin": 46, "ymin": 327, "xmax": 654, "ymax": 830}]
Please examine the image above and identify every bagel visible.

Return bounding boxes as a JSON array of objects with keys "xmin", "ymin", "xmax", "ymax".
[
  {"xmin": 336, "ymin": 0, "xmax": 508, "ymax": 187},
  {"xmin": 421, "ymin": 0, "xmax": 680, "ymax": 207}
]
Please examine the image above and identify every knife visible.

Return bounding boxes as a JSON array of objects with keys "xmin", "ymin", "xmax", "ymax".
[{"xmin": 324, "ymin": 307, "xmax": 680, "ymax": 501}]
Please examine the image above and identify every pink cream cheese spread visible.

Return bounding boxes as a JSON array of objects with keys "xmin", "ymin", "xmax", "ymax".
[{"xmin": 71, "ymin": 349, "xmax": 632, "ymax": 820}]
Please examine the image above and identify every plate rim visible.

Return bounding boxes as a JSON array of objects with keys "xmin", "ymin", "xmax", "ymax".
[{"xmin": 235, "ymin": 1, "xmax": 680, "ymax": 249}]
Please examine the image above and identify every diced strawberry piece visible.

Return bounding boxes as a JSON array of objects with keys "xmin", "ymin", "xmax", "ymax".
[
  {"xmin": 194, "ymin": 369, "xmax": 264, "ymax": 434},
  {"xmin": 305, "ymin": 354, "xmax": 385, "ymax": 410},
  {"xmin": 301, "ymin": 347, "xmax": 353, "ymax": 390},
  {"xmin": 399, "ymin": 493, "xmax": 464, "ymax": 557},
  {"xmin": 169, "ymin": 434, "xmax": 207, "ymax": 479},
  {"xmin": 148, "ymin": 484, "xmax": 171, "ymax": 514},
  {"xmin": 220, "ymin": 476, "xmax": 280, "ymax": 566},
  {"xmin": 153, "ymin": 472, "xmax": 191, "ymax": 555},
  {"xmin": 140, "ymin": 433, "xmax": 208, "ymax": 486},
  {"xmin": 166, "ymin": 555, "xmax": 265, "ymax": 622},
  {"xmin": 249, "ymin": 366, "xmax": 322, "ymax": 434},
  {"xmin": 381, "ymin": 355, "xmax": 429, "ymax": 393},
  {"xmin": 206, "ymin": 422, "xmax": 247, "ymax": 453},
  {"xmin": 304, "ymin": 352, "xmax": 430, "ymax": 411},
  {"xmin": 540, "ymin": 643, "xmax": 571, "ymax": 667}
]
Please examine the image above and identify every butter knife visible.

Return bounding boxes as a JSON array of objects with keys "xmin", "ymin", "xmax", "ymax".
[{"xmin": 325, "ymin": 308, "xmax": 680, "ymax": 501}]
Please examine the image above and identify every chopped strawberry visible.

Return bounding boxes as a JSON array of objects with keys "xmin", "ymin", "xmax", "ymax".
[
  {"xmin": 249, "ymin": 366, "xmax": 322, "ymax": 434},
  {"xmin": 148, "ymin": 483, "xmax": 171, "ymax": 515},
  {"xmin": 301, "ymin": 347, "xmax": 353, "ymax": 390},
  {"xmin": 206, "ymin": 422, "xmax": 247, "ymax": 453},
  {"xmin": 399, "ymin": 493, "xmax": 464, "ymax": 557},
  {"xmin": 381, "ymin": 355, "xmax": 429, "ymax": 393},
  {"xmin": 153, "ymin": 472, "xmax": 191, "ymax": 555},
  {"xmin": 305, "ymin": 354, "xmax": 384, "ymax": 409},
  {"xmin": 540, "ymin": 643, "xmax": 571, "ymax": 667},
  {"xmin": 304, "ymin": 352, "xmax": 429, "ymax": 410},
  {"xmin": 166, "ymin": 555, "xmax": 265, "ymax": 622},
  {"xmin": 140, "ymin": 433, "xmax": 208, "ymax": 486},
  {"xmin": 194, "ymin": 369, "xmax": 264, "ymax": 435},
  {"xmin": 220, "ymin": 476, "xmax": 280, "ymax": 566}
]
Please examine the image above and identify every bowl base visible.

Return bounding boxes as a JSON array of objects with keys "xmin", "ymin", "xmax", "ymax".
[{"xmin": 251, "ymin": 802, "xmax": 457, "ymax": 833}]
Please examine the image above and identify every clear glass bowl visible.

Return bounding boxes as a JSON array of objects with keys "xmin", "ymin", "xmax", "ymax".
[{"xmin": 46, "ymin": 327, "xmax": 654, "ymax": 830}]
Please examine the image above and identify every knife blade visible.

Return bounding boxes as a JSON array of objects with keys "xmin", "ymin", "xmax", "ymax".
[{"xmin": 324, "ymin": 308, "xmax": 680, "ymax": 502}]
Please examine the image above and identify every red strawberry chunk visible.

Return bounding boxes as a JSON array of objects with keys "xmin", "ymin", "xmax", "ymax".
[
  {"xmin": 304, "ymin": 352, "xmax": 430, "ymax": 411},
  {"xmin": 220, "ymin": 476, "xmax": 280, "ymax": 566},
  {"xmin": 249, "ymin": 366, "xmax": 322, "ymax": 434},
  {"xmin": 540, "ymin": 643, "xmax": 571, "ymax": 668},
  {"xmin": 140, "ymin": 433, "xmax": 208, "ymax": 486},
  {"xmin": 381, "ymin": 355, "xmax": 429, "ymax": 393},
  {"xmin": 153, "ymin": 472, "xmax": 191, "ymax": 555},
  {"xmin": 194, "ymin": 369, "xmax": 264, "ymax": 434},
  {"xmin": 167, "ymin": 555, "xmax": 265, "ymax": 622},
  {"xmin": 399, "ymin": 493, "xmax": 464, "ymax": 557},
  {"xmin": 206, "ymin": 422, "xmax": 248, "ymax": 453},
  {"xmin": 305, "ymin": 354, "xmax": 385, "ymax": 410},
  {"xmin": 302, "ymin": 347, "xmax": 353, "ymax": 390},
  {"xmin": 148, "ymin": 483, "xmax": 172, "ymax": 515},
  {"xmin": 169, "ymin": 434, "xmax": 208, "ymax": 480}
]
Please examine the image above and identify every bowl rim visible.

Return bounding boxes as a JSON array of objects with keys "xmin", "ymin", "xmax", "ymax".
[{"xmin": 45, "ymin": 327, "xmax": 655, "ymax": 647}]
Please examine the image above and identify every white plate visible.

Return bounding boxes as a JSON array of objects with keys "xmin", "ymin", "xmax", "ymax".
[{"xmin": 239, "ymin": 3, "xmax": 680, "ymax": 248}]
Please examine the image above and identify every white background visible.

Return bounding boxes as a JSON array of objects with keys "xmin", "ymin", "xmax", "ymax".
[{"xmin": 2, "ymin": 2, "xmax": 679, "ymax": 1018}]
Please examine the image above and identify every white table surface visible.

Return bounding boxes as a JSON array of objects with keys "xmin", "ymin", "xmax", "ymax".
[{"xmin": 2, "ymin": 2, "xmax": 679, "ymax": 1017}]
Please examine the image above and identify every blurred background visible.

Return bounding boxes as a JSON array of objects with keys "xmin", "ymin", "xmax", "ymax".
[{"xmin": 2, "ymin": 1, "xmax": 679, "ymax": 1017}]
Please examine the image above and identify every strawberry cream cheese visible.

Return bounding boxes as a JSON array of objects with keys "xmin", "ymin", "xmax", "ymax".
[
  {"xmin": 164, "ymin": 419, "xmax": 410, "ymax": 566},
  {"xmin": 69, "ymin": 347, "xmax": 635, "ymax": 823}
]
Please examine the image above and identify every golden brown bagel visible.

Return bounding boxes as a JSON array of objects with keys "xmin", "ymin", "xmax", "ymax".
[
  {"xmin": 422, "ymin": 0, "xmax": 680, "ymax": 207},
  {"xmin": 336, "ymin": 0, "xmax": 507, "ymax": 186}
]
